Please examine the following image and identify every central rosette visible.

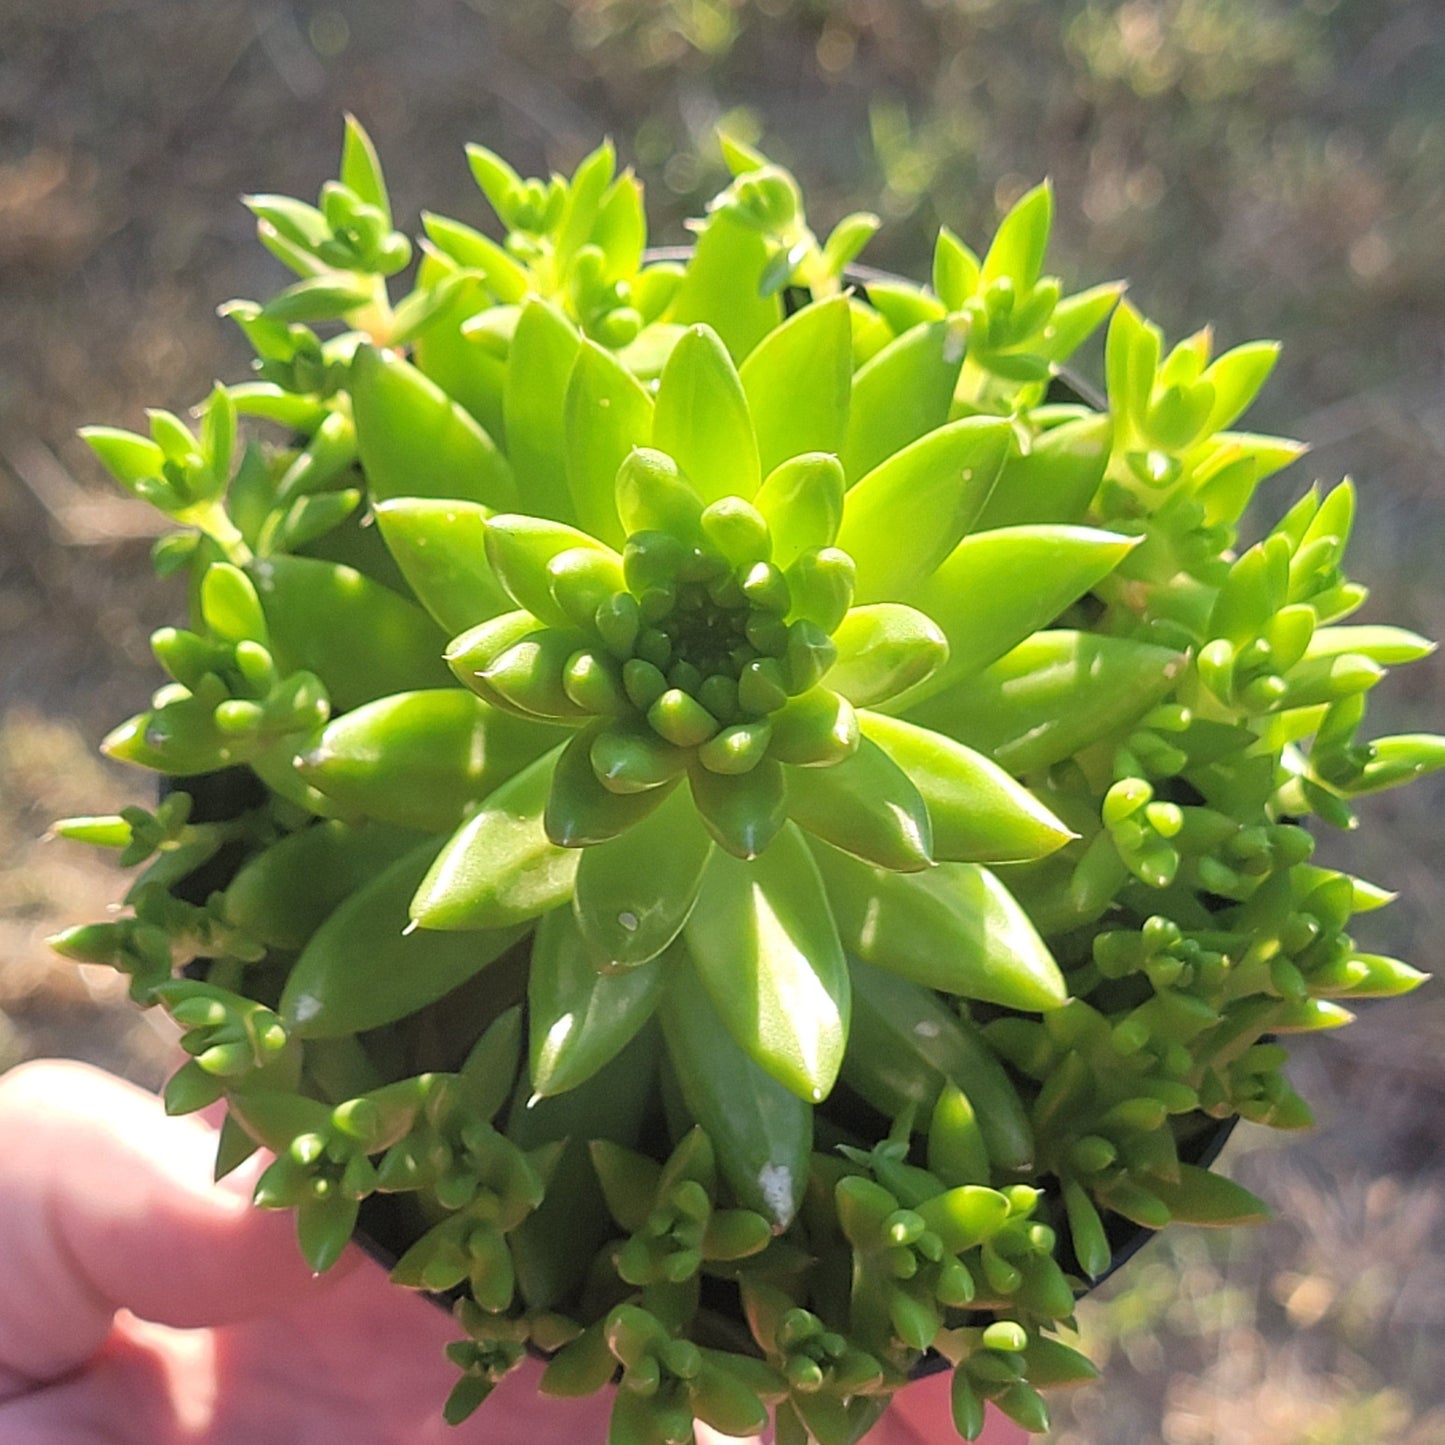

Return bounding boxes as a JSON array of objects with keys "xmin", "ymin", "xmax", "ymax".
[
  {"xmin": 447, "ymin": 441, "xmax": 915, "ymax": 849},
  {"xmin": 600, "ymin": 488, "xmax": 846, "ymax": 771}
]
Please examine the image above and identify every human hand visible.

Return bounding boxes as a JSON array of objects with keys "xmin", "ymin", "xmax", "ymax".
[{"xmin": 0, "ymin": 1060, "xmax": 1027, "ymax": 1443}]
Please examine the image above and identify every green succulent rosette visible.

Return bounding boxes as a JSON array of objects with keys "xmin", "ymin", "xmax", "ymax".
[{"xmin": 52, "ymin": 121, "xmax": 1442, "ymax": 1444}]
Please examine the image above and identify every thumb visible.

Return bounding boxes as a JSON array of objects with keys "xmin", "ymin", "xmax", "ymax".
[{"xmin": 0, "ymin": 1059, "xmax": 343, "ymax": 1394}]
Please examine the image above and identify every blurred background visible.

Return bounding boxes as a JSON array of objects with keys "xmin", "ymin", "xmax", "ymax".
[{"xmin": 2, "ymin": 2, "xmax": 1442, "ymax": 1439}]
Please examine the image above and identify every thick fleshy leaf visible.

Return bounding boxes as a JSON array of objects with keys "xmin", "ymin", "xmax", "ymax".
[
  {"xmin": 670, "ymin": 210, "xmax": 783, "ymax": 362},
  {"xmin": 446, "ymin": 609, "xmax": 551, "ymax": 700},
  {"xmin": 827, "ymin": 604, "xmax": 949, "ymax": 708},
  {"xmin": 351, "ymin": 344, "xmax": 515, "ymax": 508},
  {"xmin": 467, "ymin": 622, "xmax": 593, "ymax": 723},
  {"xmin": 280, "ymin": 841, "xmax": 524, "ymax": 1036},
  {"xmin": 223, "ymin": 820, "xmax": 422, "ymax": 950},
  {"xmin": 614, "ymin": 447, "xmax": 704, "ymax": 539},
  {"xmin": 844, "ymin": 959, "xmax": 1035, "ymax": 1172},
  {"xmin": 859, "ymin": 711, "xmax": 1073, "ymax": 862},
  {"xmin": 564, "ymin": 340, "xmax": 654, "ymax": 547},
  {"xmin": 484, "ymin": 514, "xmax": 622, "ymax": 629},
  {"xmin": 1144, "ymin": 1164, "xmax": 1271, "ymax": 1226},
  {"xmin": 659, "ymin": 948, "xmax": 811, "ymax": 1230},
  {"xmin": 786, "ymin": 737, "xmax": 932, "ymax": 871},
  {"xmin": 739, "ymin": 295, "xmax": 852, "ymax": 476},
  {"xmin": 980, "ymin": 181, "xmax": 1052, "ymax": 290},
  {"xmin": 841, "ymin": 319, "xmax": 966, "ymax": 483},
  {"xmin": 297, "ymin": 689, "xmax": 565, "ymax": 833},
  {"xmin": 340, "ymin": 113, "xmax": 391, "ymax": 224},
  {"xmin": 688, "ymin": 757, "xmax": 789, "ymax": 860},
  {"xmin": 653, "ymin": 324, "xmax": 761, "ymax": 505},
  {"xmin": 528, "ymin": 907, "xmax": 664, "ymax": 1097},
  {"xmin": 573, "ymin": 782, "xmax": 714, "ymax": 967},
  {"xmin": 507, "ymin": 1025, "xmax": 660, "ymax": 1310},
  {"xmin": 683, "ymin": 824, "xmax": 849, "ymax": 1103},
  {"xmin": 372, "ymin": 498, "xmax": 512, "ymax": 634},
  {"xmin": 410, "ymin": 746, "xmax": 580, "ymax": 929},
  {"xmin": 1304, "ymin": 625, "xmax": 1436, "ymax": 666},
  {"xmin": 247, "ymin": 554, "xmax": 451, "ymax": 711},
  {"xmin": 545, "ymin": 725, "xmax": 681, "ymax": 847},
  {"xmin": 812, "ymin": 844, "xmax": 1066, "ymax": 1011},
  {"xmin": 767, "ymin": 687, "xmax": 860, "ymax": 767},
  {"xmin": 897, "ymin": 526, "xmax": 1139, "ymax": 708},
  {"xmin": 411, "ymin": 270, "xmax": 509, "ymax": 440},
  {"xmin": 838, "ymin": 418, "xmax": 1013, "ymax": 602},
  {"xmin": 972, "ymin": 414, "xmax": 1112, "ymax": 532},
  {"xmin": 904, "ymin": 631, "xmax": 1186, "ymax": 773},
  {"xmin": 752, "ymin": 454, "xmax": 845, "ymax": 571},
  {"xmin": 504, "ymin": 298, "xmax": 583, "ymax": 522}
]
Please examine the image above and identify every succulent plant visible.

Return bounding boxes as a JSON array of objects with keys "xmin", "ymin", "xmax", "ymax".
[{"xmin": 53, "ymin": 119, "xmax": 1443, "ymax": 1443}]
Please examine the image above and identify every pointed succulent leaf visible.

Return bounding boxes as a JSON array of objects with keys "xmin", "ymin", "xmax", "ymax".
[
  {"xmin": 460, "ymin": 620, "xmax": 591, "ymax": 722},
  {"xmin": 845, "ymin": 960, "xmax": 1034, "ymax": 1171},
  {"xmin": 859, "ymin": 711, "xmax": 1073, "ymax": 862},
  {"xmin": 900, "ymin": 526, "xmax": 1139, "ymax": 707},
  {"xmin": 410, "ymin": 746, "xmax": 580, "ymax": 929},
  {"xmin": 420, "ymin": 212, "xmax": 529, "ymax": 300},
  {"xmin": 683, "ymin": 825, "xmax": 849, "ymax": 1103},
  {"xmin": 838, "ymin": 418, "xmax": 1013, "ymax": 601},
  {"xmin": 351, "ymin": 344, "xmax": 515, "ymax": 508},
  {"xmin": 784, "ymin": 548, "xmax": 856, "ymax": 634},
  {"xmin": 906, "ymin": 630, "xmax": 1186, "ymax": 773},
  {"xmin": 1038, "ymin": 281, "xmax": 1124, "ymax": 362},
  {"xmin": 339, "ymin": 113, "xmax": 391, "ymax": 226},
  {"xmin": 446, "ymin": 609, "xmax": 548, "ymax": 700},
  {"xmin": 653, "ymin": 324, "xmax": 761, "ymax": 505},
  {"xmin": 928, "ymin": 1081, "xmax": 992, "ymax": 1187},
  {"xmin": 865, "ymin": 277, "xmax": 945, "ymax": 334},
  {"xmin": 981, "ymin": 181, "xmax": 1052, "ymax": 291},
  {"xmin": 372, "ymin": 497, "xmax": 514, "ymax": 634},
  {"xmin": 932, "ymin": 226, "xmax": 980, "ymax": 310},
  {"xmin": 814, "ymin": 845, "xmax": 1066, "ymax": 1011},
  {"xmin": 296, "ymin": 689, "xmax": 564, "ymax": 833},
  {"xmin": 786, "ymin": 736, "xmax": 932, "ymax": 872},
  {"xmin": 453, "ymin": 1006, "xmax": 524, "ymax": 1122},
  {"xmin": 841, "ymin": 319, "xmax": 967, "ymax": 483},
  {"xmin": 564, "ymin": 340, "xmax": 654, "ymax": 547},
  {"xmin": 827, "ymin": 604, "xmax": 949, "ymax": 708},
  {"xmin": 484, "ymin": 514, "xmax": 622, "ymax": 629},
  {"xmin": 546, "ymin": 724, "xmax": 681, "ymax": 847},
  {"xmin": 1304, "ymin": 625, "xmax": 1436, "ymax": 666},
  {"xmin": 1105, "ymin": 300, "xmax": 1161, "ymax": 433},
  {"xmin": 1200, "ymin": 340, "xmax": 1279, "ymax": 434},
  {"xmin": 659, "ymin": 949, "xmax": 811, "ymax": 1230},
  {"xmin": 572, "ymin": 782, "xmax": 714, "ymax": 967},
  {"xmin": 753, "ymin": 453, "xmax": 845, "ymax": 571},
  {"xmin": 248, "ymin": 554, "xmax": 451, "ymax": 711},
  {"xmin": 614, "ymin": 447, "xmax": 703, "ymax": 539},
  {"xmin": 689, "ymin": 757, "xmax": 789, "ymax": 860},
  {"xmin": 504, "ymin": 298, "xmax": 584, "ymax": 523},
  {"xmin": 528, "ymin": 907, "xmax": 665, "ymax": 1097},
  {"xmin": 1143, "ymin": 1164, "xmax": 1271, "ymax": 1227},
  {"xmin": 767, "ymin": 687, "xmax": 860, "ymax": 767},
  {"xmin": 670, "ymin": 209, "xmax": 783, "ymax": 361},
  {"xmin": 739, "ymin": 295, "xmax": 852, "ymax": 475},
  {"xmin": 973, "ymin": 414, "xmax": 1112, "ymax": 532},
  {"xmin": 260, "ymin": 274, "xmax": 374, "ymax": 324},
  {"xmin": 279, "ymin": 841, "xmax": 524, "ymax": 1036}
]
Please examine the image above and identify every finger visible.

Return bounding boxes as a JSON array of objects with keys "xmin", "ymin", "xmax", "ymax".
[
  {"xmin": 0, "ymin": 1326, "xmax": 189, "ymax": 1445},
  {"xmin": 0, "ymin": 1059, "xmax": 343, "ymax": 1393}
]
